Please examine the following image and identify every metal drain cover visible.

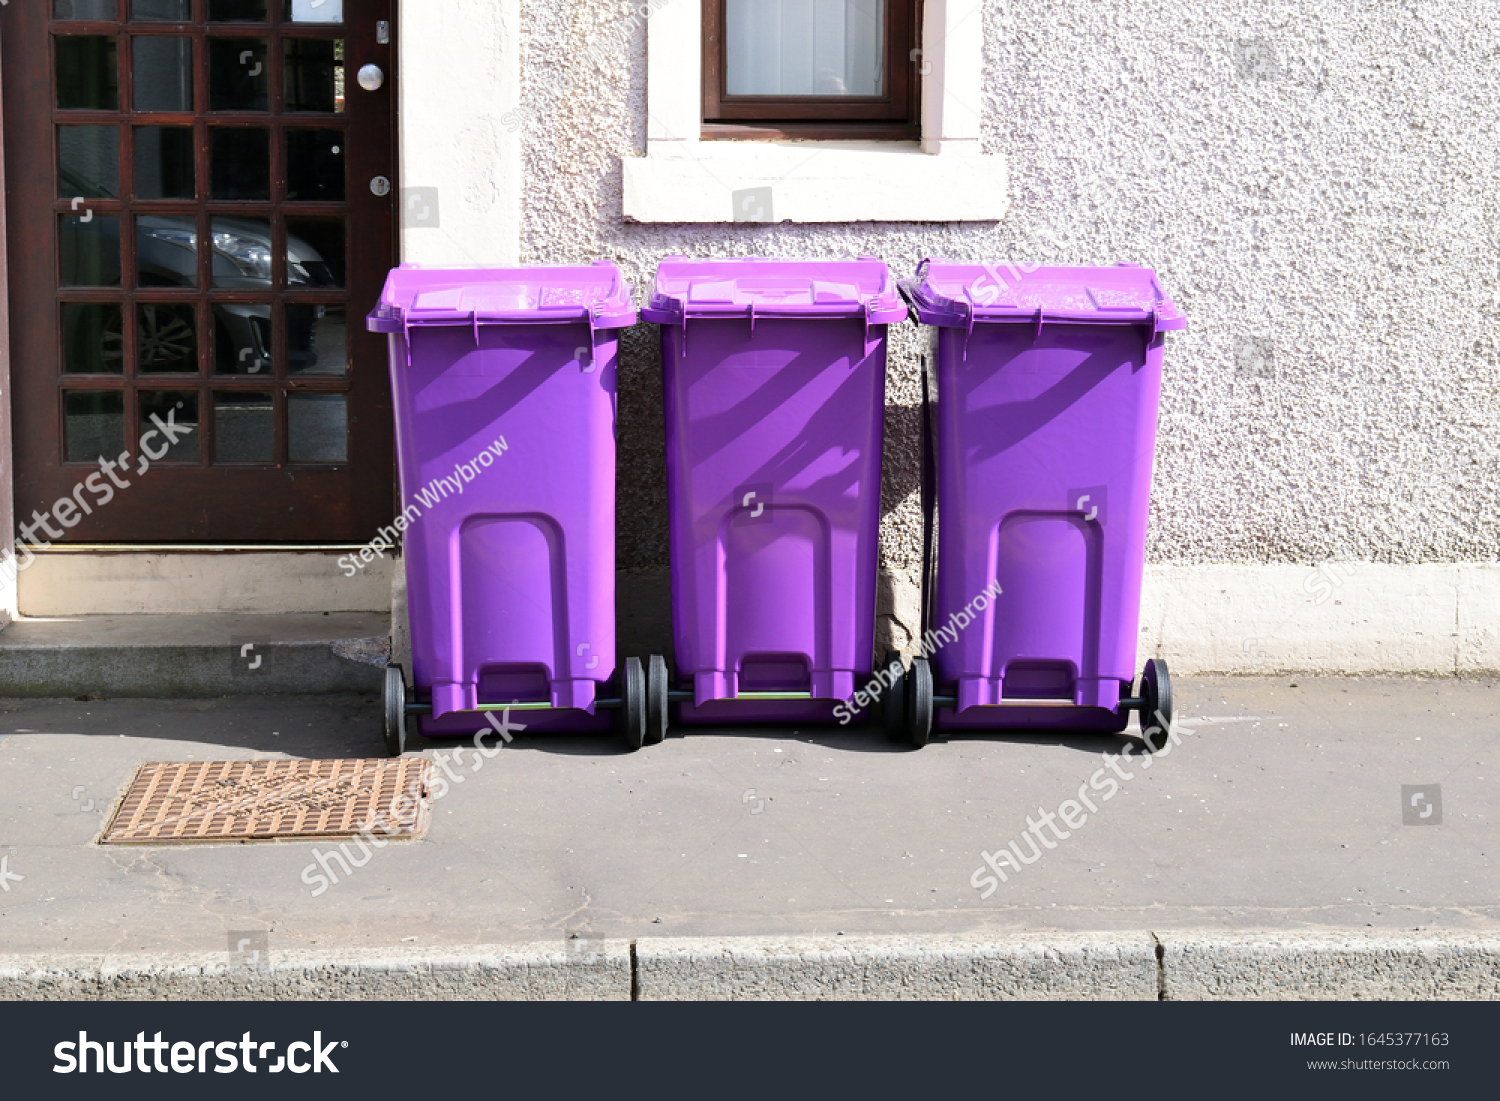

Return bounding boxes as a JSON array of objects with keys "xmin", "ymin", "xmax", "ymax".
[{"xmin": 101, "ymin": 759, "xmax": 431, "ymax": 844}]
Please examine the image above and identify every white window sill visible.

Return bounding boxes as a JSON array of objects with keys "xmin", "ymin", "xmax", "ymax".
[{"xmin": 622, "ymin": 140, "xmax": 1007, "ymax": 224}]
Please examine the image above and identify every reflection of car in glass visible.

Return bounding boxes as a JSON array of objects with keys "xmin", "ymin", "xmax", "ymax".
[
  {"xmin": 65, "ymin": 214, "xmax": 336, "ymax": 373},
  {"xmin": 146, "ymin": 215, "xmax": 337, "ymax": 374}
]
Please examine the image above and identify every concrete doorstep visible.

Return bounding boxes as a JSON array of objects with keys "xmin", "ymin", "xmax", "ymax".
[
  {"xmin": 2, "ymin": 931, "xmax": 1497, "ymax": 1001},
  {"xmin": 0, "ymin": 614, "xmax": 390, "ymax": 698}
]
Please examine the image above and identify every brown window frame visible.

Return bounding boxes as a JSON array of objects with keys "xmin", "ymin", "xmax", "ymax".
[{"xmin": 702, "ymin": 0, "xmax": 921, "ymax": 141}]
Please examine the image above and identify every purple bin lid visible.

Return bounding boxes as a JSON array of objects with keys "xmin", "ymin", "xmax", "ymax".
[
  {"xmin": 642, "ymin": 256, "xmax": 907, "ymax": 325},
  {"xmin": 902, "ymin": 258, "xmax": 1186, "ymax": 336},
  {"xmin": 367, "ymin": 260, "xmax": 637, "ymax": 335}
]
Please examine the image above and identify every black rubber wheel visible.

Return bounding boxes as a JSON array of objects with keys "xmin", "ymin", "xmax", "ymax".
[
  {"xmin": 1139, "ymin": 658, "xmax": 1173, "ymax": 751},
  {"xmin": 907, "ymin": 656, "xmax": 934, "ymax": 749},
  {"xmin": 880, "ymin": 651, "xmax": 907, "ymax": 740},
  {"xmin": 621, "ymin": 657, "xmax": 647, "ymax": 751},
  {"xmin": 383, "ymin": 664, "xmax": 407, "ymax": 758},
  {"xmin": 646, "ymin": 654, "xmax": 670, "ymax": 745}
]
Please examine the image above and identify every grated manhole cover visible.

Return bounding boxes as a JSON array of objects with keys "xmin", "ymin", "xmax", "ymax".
[{"xmin": 101, "ymin": 759, "xmax": 431, "ymax": 844}]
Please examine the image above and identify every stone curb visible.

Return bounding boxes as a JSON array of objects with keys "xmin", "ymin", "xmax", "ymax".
[
  {"xmin": 2, "ymin": 931, "xmax": 1496, "ymax": 1001},
  {"xmin": 1161, "ymin": 931, "xmax": 1500, "ymax": 1001},
  {"xmin": 634, "ymin": 933, "xmax": 1160, "ymax": 1001},
  {"xmin": 0, "ymin": 943, "xmax": 630, "ymax": 1002}
]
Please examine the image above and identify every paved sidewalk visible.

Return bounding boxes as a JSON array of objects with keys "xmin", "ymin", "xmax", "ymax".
[{"xmin": 0, "ymin": 677, "xmax": 1495, "ymax": 963}]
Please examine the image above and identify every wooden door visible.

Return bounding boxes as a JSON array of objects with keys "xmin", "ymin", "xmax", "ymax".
[{"xmin": 4, "ymin": 0, "xmax": 396, "ymax": 543}]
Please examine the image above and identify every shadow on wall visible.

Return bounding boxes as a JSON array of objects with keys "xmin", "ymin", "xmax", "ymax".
[
  {"xmin": 617, "ymin": 567, "xmax": 673, "ymax": 667},
  {"xmin": 881, "ymin": 400, "xmax": 923, "ymax": 519},
  {"xmin": 615, "ymin": 322, "xmax": 670, "ymax": 572}
]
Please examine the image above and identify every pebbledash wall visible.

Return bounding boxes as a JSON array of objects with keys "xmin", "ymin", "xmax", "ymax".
[{"xmin": 396, "ymin": 0, "xmax": 1500, "ymax": 676}]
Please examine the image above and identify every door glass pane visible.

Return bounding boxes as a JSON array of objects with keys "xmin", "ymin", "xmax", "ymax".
[
  {"xmin": 285, "ymin": 130, "xmax": 344, "ymax": 201},
  {"xmin": 284, "ymin": 39, "xmax": 345, "ymax": 112},
  {"xmin": 136, "ymin": 214, "xmax": 198, "ymax": 287},
  {"xmin": 725, "ymin": 0, "xmax": 885, "ymax": 96},
  {"xmin": 62, "ymin": 303, "xmax": 125, "ymax": 375},
  {"xmin": 288, "ymin": 394, "xmax": 346, "ymax": 462},
  {"xmin": 65, "ymin": 391, "xmax": 125, "ymax": 463},
  {"xmin": 287, "ymin": 0, "xmax": 343, "ymax": 23},
  {"xmin": 134, "ymin": 126, "xmax": 196, "ymax": 198},
  {"xmin": 287, "ymin": 304, "xmax": 345, "ymax": 375},
  {"xmin": 214, "ymin": 303, "xmax": 273, "ymax": 374},
  {"xmin": 137, "ymin": 303, "xmax": 198, "ymax": 372},
  {"xmin": 132, "ymin": 0, "xmax": 191, "ymax": 19},
  {"xmin": 60, "ymin": 214, "xmax": 122, "ymax": 287},
  {"xmin": 286, "ymin": 216, "xmax": 344, "ymax": 286},
  {"xmin": 210, "ymin": 128, "xmax": 270, "ymax": 199},
  {"xmin": 139, "ymin": 391, "xmax": 200, "ymax": 462},
  {"xmin": 56, "ymin": 37, "xmax": 119, "ymax": 110},
  {"xmin": 211, "ymin": 216, "xmax": 273, "ymax": 288},
  {"xmin": 58, "ymin": 125, "xmax": 120, "ymax": 199},
  {"xmin": 210, "ymin": 0, "xmax": 269, "ymax": 20},
  {"xmin": 133, "ymin": 36, "xmax": 193, "ymax": 111},
  {"xmin": 214, "ymin": 392, "xmax": 275, "ymax": 462},
  {"xmin": 209, "ymin": 38, "xmax": 270, "ymax": 111},
  {"xmin": 56, "ymin": 1, "xmax": 119, "ymax": 18}
]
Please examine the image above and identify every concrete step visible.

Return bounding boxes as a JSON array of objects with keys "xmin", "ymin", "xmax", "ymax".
[{"xmin": 0, "ymin": 613, "xmax": 389, "ymax": 698}]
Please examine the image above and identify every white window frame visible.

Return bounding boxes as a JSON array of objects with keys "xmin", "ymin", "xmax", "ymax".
[{"xmin": 623, "ymin": 0, "xmax": 1006, "ymax": 223}]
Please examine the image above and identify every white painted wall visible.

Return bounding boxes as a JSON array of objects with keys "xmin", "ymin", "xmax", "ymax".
[
  {"xmin": 396, "ymin": 0, "xmax": 522, "ymax": 266},
  {"xmin": 1140, "ymin": 563, "xmax": 1500, "ymax": 675}
]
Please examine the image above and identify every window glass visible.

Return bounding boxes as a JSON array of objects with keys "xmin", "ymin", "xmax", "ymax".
[
  {"xmin": 56, "ymin": 37, "xmax": 119, "ymax": 110},
  {"xmin": 58, "ymin": 125, "xmax": 120, "ymax": 199},
  {"xmin": 65, "ymin": 391, "xmax": 125, "ymax": 463},
  {"xmin": 725, "ymin": 0, "xmax": 884, "ymax": 96},
  {"xmin": 215, "ymin": 392, "xmax": 275, "ymax": 462}
]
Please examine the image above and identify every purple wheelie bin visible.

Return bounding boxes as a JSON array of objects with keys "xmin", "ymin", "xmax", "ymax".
[
  {"xmin": 897, "ymin": 260, "xmax": 1186, "ymax": 749},
  {"xmin": 643, "ymin": 257, "xmax": 906, "ymax": 727},
  {"xmin": 367, "ymin": 262, "xmax": 652, "ymax": 755}
]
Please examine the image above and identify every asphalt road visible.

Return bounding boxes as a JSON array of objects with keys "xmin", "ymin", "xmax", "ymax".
[{"xmin": 0, "ymin": 676, "xmax": 1495, "ymax": 956}]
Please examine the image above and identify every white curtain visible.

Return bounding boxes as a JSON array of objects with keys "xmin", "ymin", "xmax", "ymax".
[{"xmin": 725, "ymin": 0, "xmax": 885, "ymax": 97}]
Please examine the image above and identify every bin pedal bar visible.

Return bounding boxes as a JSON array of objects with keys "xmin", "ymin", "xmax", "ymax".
[
  {"xmin": 936, "ymin": 697, "xmax": 1144, "ymax": 711},
  {"xmin": 661, "ymin": 689, "xmax": 811, "ymax": 705},
  {"xmin": 931, "ymin": 695, "xmax": 1085, "ymax": 710},
  {"xmin": 405, "ymin": 699, "xmax": 624, "ymax": 715}
]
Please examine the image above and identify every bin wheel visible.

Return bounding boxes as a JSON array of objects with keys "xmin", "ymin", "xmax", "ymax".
[
  {"xmin": 907, "ymin": 657, "xmax": 934, "ymax": 749},
  {"xmin": 383, "ymin": 665, "xmax": 407, "ymax": 758},
  {"xmin": 621, "ymin": 657, "xmax": 647, "ymax": 751},
  {"xmin": 646, "ymin": 654, "xmax": 670, "ymax": 745},
  {"xmin": 880, "ymin": 651, "xmax": 907, "ymax": 741},
  {"xmin": 1139, "ymin": 658, "xmax": 1173, "ymax": 752}
]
